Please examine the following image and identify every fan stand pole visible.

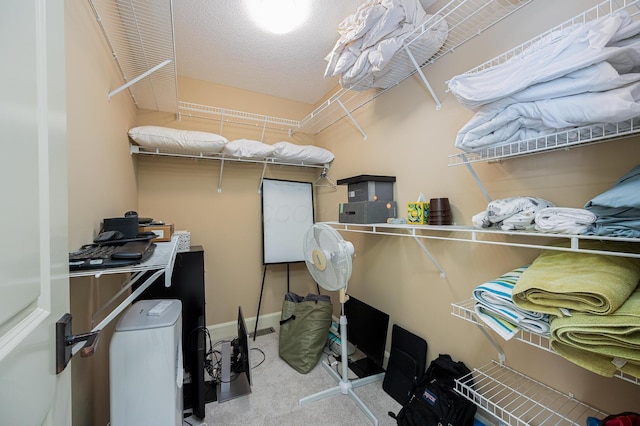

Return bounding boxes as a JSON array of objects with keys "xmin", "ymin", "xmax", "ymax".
[{"xmin": 298, "ymin": 289, "xmax": 384, "ymax": 426}]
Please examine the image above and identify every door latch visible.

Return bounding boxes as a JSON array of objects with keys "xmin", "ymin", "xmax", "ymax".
[{"xmin": 56, "ymin": 313, "xmax": 101, "ymax": 374}]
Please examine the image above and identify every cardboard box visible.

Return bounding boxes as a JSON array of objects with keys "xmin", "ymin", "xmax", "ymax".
[
  {"xmin": 139, "ymin": 223, "xmax": 174, "ymax": 242},
  {"xmin": 407, "ymin": 202, "xmax": 429, "ymax": 224}
]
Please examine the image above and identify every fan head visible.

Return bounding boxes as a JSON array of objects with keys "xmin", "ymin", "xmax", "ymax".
[{"xmin": 303, "ymin": 223, "xmax": 354, "ymax": 291}]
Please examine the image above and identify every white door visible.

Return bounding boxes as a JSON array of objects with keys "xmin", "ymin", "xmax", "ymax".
[{"xmin": 0, "ymin": 0, "xmax": 71, "ymax": 424}]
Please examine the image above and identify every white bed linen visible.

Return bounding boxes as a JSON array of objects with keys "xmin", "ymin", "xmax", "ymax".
[
  {"xmin": 534, "ymin": 207, "xmax": 597, "ymax": 235},
  {"xmin": 448, "ymin": 10, "xmax": 640, "ymax": 110},
  {"xmin": 456, "ymin": 80, "xmax": 640, "ymax": 152},
  {"xmin": 325, "ymin": 0, "xmax": 444, "ymax": 91}
]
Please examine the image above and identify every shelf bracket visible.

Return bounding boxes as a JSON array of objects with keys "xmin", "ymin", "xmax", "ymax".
[
  {"xmin": 108, "ymin": 59, "xmax": 173, "ymax": 100},
  {"xmin": 406, "ymin": 229, "xmax": 446, "ymax": 278},
  {"xmin": 337, "ymin": 99, "xmax": 367, "ymax": 140},
  {"xmin": 260, "ymin": 116, "xmax": 268, "ymax": 142},
  {"xmin": 258, "ymin": 162, "xmax": 268, "ymax": 193},
  {"xmin": 475, "ymin": 322, "xmax": 506, "ymax": 364},
  {"xmin": 461, "ymin": 154, "xmax": 492, "ymax": 202},
  {"xmin": 404, "ymin": 46, "xmax": 441, "ymax": 110},
  {"xmin": 218, "ymin": 108, "xmax": 226, "ymax": 135},
  {"xmin": 73, "ymin": 268, "xmax": 166, "ymax": 357},
  {"xmin": 218, "ymin": 158, "xmax": 225, "ymax": 192}
]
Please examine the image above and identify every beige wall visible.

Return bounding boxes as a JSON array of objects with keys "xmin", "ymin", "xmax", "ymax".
[
  {"xmin": 135, "ymin": 76, "xmax": 320, "ymax": 326},
  {"xmin": 66, "ymin": 1, "xmax": 139, "ymax": 425},
  {"xmin": 66, "ymin": 0, "xmax": 640, "ymax": 423}
]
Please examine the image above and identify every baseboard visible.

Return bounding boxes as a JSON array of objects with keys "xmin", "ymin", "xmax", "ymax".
[{"xmin": 207, "ymin": 311, "xmax": 282, "ymax": 342}]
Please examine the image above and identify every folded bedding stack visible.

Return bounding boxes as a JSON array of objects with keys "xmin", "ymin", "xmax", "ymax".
[
  {"xmin": 472, "ymin": 266, "xmax": 550, "ymax": 341},
  {"xmin": 534, "ymin": 207, "xmax": 597, "ymax": 235},
  {"xmin": 472, "ymin": 196, "xmax": 555, "ymax": 231},
  {"xmin": 324, "ymin": 0, "xmax": 448, "ymax": 91},
  {"xmin": 550, "ymin": 287, "xmax": 640, "ymax": 379},
  {"xmin": 584, "ymin": 163, "xmax": 640, "ymax": 238},
  {"xmin": 448, "ymin": 10, "xmax": 640, "ymax": 153},
  {"xmin": 511, "ymin": 241, "xmax": 640, "ymax": 378}
]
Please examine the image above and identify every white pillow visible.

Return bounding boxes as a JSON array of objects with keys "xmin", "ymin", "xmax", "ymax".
[
  {"xmin": 271, "ymin": 141, "xmax": 334, "ymax": 164},
  {"xmin": 223, "ymin": 139, "xmax": 275, "ymax": 158},
  {"xmin": 128, "ymin": 126, "xmax": 227, "ymax": 153}
]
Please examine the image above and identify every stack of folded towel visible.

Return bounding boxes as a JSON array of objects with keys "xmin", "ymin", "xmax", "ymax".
[
  {"xmin": 511, "ymin": 241, "xmax": 640, "ymax": 378},
  {"xmin": 472, "ymin": 266, "xmax": 550, "ymax": 341}
]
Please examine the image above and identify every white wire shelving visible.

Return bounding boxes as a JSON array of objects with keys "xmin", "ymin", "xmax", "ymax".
[
  {"xmin": 451, "ymin": 298, "xmax": 640, "ymax": 386},
  {"xmin": 298, "ymin": 0, "xmax": 534, "ymax": 137},
  {"xmin": 89, "ymin": 0, "xmax": 178, "ymax": 113},
  {"xmin": 448, "ymin": 0, "xmax": 640, "ymax": 166},
  {"xmin": 177, "ymin": 102, "xmax": 299, "ymax": 138},
  {"xmin": 90, "ymin": 0, "xmax": 534, "ymax": 138},
  {"xmin": 456, "ymin": 361, "xmax": 608, "ymax": 426},
  {"xmin": 130, "ymin": 144, "xmax": 329, "ymax": 192},
  {"xmin": 324, "ymin": 222, "xmax": 640, "ymax": 259}
]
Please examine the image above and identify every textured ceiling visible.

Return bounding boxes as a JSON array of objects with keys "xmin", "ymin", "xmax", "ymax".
[{"xmin": 173, "ymin": 0, "xmax": 364, "ymax": 105}]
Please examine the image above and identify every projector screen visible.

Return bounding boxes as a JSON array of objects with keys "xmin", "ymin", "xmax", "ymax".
[{"xmin": 261, "ymin": 179, "xmax": 314, "ymax": 264}]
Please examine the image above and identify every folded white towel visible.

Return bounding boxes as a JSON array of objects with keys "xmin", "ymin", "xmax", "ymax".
[{"xmin": 535, "ymin": 207, "xmax": 597, "ymax": 234}]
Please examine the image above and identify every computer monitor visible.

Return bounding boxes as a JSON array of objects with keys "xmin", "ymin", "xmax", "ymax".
[
  {"xmin": 234, "ymin": 306, "xmax": 252, "ymax": 386},
  {"xmin": 217, "ymin": 306, "xmax": 252, "ymax": 402},
  {"xmin": 344, "ymin": 295, "xmax": 389, "ymax": 378}
]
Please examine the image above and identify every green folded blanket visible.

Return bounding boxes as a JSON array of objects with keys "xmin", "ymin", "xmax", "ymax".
[
  {"xmin": 550, "ymin": 287, "xmax": 640, "ymax": 379},
  {"xmin": 512, "ymin": 240, "xmax": 640, "ymax": 316}
]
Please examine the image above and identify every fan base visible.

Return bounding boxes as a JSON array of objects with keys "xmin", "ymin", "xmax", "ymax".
[{"xmin": 298, "ymin": 361, "xmax": 384, "ymax": 425}]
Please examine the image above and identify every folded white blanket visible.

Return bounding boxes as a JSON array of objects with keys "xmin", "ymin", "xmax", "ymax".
[
  {"xmin": 472, "ymin": 196, "xmax": 556, "ymax": 231},
  {"xmin": 448, "ymin": 10, "xmax": 640, "ymax": 110},
  {"xmin": 455, "ymin": 80, "xmax": 640, "ymax": 152},
  {"xmin": 534, "ymin": 207, "xmax": 597, "ymax": 234}
]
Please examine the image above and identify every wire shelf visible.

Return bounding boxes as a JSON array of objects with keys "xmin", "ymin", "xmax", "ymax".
[
  {"xmin": 130, "ymin": 144, "xmax": 328, "ymax": 168},
  {"xmin": 297, "ymin": 0, "xmax": 533, "ymax": 135},
  {"xmin": 324, "ymin": 222, "xmax": 640, "ymax": 259},
  {"xmin": 451, "ymin": 299, "xmax": 640, "ymax": 386},
  {"xmin": 178, "ymin": 102, "xmax": 300, "ymax": 135},
  {"xmin": 460, "ymin": 0, "xmax": 640, "ymax": 76},
  {"xmin": 448, "ymin": 0, "xmax": 640, "ymax": 166},
  {"xmin": 89, "ymin": 0, "xmax": 178, "ymax": 113},
  {"xmin": 449, "ymin": 116, "xmax": 640, "ymax": 166},
  {"xmin": 456, "ymin": 361, "xmax": 608, "ymax": 426}
]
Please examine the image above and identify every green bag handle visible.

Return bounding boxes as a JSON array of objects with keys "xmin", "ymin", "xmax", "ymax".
[{"xmin": 279, "ymin": 315, "xmax": 296, "ymax": 325}]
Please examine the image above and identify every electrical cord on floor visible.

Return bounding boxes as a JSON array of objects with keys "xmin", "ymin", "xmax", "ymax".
[
  {"xmin": 327, "ymin": 352, "xmax": 358, "ymax": 381},
  {"xmin": 250, "ymin": 347, "xmax": 266, "ymax": 370}
]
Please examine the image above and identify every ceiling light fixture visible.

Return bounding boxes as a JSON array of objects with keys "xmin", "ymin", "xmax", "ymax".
[{"xmin": 245, "ymin": 0, "xmax": 311, "ymax": 34}]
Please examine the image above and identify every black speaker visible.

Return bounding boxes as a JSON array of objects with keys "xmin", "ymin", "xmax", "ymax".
[
  {"xmin": 103, "ymin": 216, "xmax": 139, "ymax": 238},
  {"xmin": 382, "ymin": 324, "xmax": 428, "ymax": 405}
]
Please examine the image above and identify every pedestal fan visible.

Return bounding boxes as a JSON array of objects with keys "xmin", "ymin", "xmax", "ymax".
[{"xmin": 298, "ymin": 223, "xmax": 384, "ymax": 426}]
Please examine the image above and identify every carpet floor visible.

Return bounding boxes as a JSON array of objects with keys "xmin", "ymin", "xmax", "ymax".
[{"xmin": 185, "ymin": 328, "xmax": 402, "ymax": 426}]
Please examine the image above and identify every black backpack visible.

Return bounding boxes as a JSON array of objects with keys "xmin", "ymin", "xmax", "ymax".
[{"xmin": 390, "ymin": 354, "xmax": 477, "ymax": 426}]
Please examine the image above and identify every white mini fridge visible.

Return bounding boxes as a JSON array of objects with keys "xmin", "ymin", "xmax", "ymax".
[{"xmin": 110, "ymin": 299, "xmax": 183, "ymax": 426}]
